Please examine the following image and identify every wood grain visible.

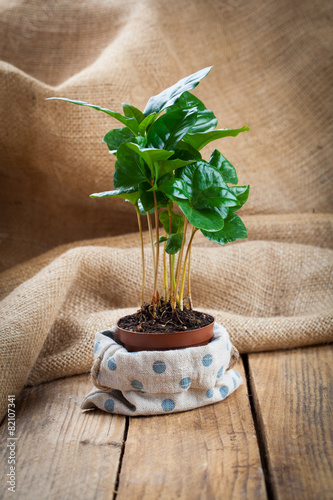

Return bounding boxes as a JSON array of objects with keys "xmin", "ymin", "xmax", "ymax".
[
  {"xmin": 116, "ymin": 361, "xmax": 266, "ymax": 500},
  {"xmin": 248, "ymin": 345, "xmax": 333, "ymax": 500},
  {"xmin": 0, "ymin": 374, "xmax": 126, "ymax": 500}
]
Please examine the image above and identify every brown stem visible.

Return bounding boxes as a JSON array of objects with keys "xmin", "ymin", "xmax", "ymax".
[
  {"xmin": 168, "ymin": 212, "xmax": 173, "ymax": 301},
  {"xmin": 163, "ymin": 240, "xmax": 168, "ymax": 301},
  {"xmin": 173, "ymin": 218, "xmax": 188, "ymax": 309},
  {"xmin": 147, "ymin": 211, "xmax": 156, "ymax": 280},
  {"xmin": 179, "ymin": 226, "xmax": 197, "ymax": 310},
  {"xmin": 152, "ymin": 190, "xmax": 159, "ymax": 302},
  {"xmin": 188, "ymin": 238, "xmax": 193, "ymax": 310},
  {"xmin": 135, "ymin": 205, "xmax": 145, "ymax": 308}
]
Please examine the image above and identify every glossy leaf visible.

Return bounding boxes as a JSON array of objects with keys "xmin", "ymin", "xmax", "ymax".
[
  {"xmin": 176, "ymin": 199, "xmax": 224, "ymax": 231},
  {"xmin": 147, "ymin": 108, "xmax": 197, "ymax": 151},
  {"xmin": 103, "ymin": 127, "xmax": 134, "ymax": 154},
  {"xmin": 184, "ymin": 125, "xmax": 249, "ymax": 150},
  {"xmin": 201, "ymin": 213, "xmax": 247, "ymax": 244},
  {"xmin": 143, "ymin": 66, "xmax": 213, "ymax": 115},
  {"xmin": 192, "ymin": 166, "xmax": 239, "ymax": 208},
  {"xmin": 209, "ymin": 149, "xmax": 238, "ymax": 184},
  {"xmin": 228, "ymin": 185, "xmax": 250, "ymax": 212},
  {"xmin": 46, "ymin": 97, "xmax": 139, "ymax": 135},
  {"xmin": 165, "ymin": 232, "xmax": 184, "ymax": 254},
  {"xmin": 154, "ymin": 158, "xmax": 194, "ymax": 182},
  {"xmin": 90, "ymin": 187, "xmax": 140, "ymax": 205},
  {"xmin": 159, "ymin": 210, "xmax": 184, "ymax": 234},
  {"xmin": 159, "ymin": 178, "xmax": 192, "ymax": 200},
  {"xmin": 166, "ymin": 91, "xmax": 217, "ymax": 133},
  {"xmin": 173, "ymin": 141, "xmax": 202, "ymax": 161},
  {"xmin": 122, "ymin": 103, "xmax": 145, "ymax": 124},
  {"xmin": 125, "ymin": 142, "xmax": 174, "ymax": 173},
  {"xmin": 139, "ymin": 113, "xmax": 157, "ymax": 135},
  {"xmin": 139, "ymin": 183, "xmax": 169, "ymax": 212},
  {"xmin": 113, "ymin": 143, "xmax": 150, "ymax": 189}
]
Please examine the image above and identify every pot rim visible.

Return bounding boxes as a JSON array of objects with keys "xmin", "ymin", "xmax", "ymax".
[{"xmin": 116, "ymin": 315, "xmax": 215, "ymax": 337}]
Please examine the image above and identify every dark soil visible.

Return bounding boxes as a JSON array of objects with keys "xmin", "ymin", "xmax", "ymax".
[{"xmin": 118, "ymin": 300, "xmax": 214, "ymax": 333}]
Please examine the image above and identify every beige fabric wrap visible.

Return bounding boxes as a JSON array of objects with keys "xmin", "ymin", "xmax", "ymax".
[{"xmin": 0, "ymin": 0, "xmax": 332, "ymax": 422}]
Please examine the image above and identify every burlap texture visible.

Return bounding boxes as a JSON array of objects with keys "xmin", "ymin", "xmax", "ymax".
[{"xmin": 0, "ymin": 0, "xmax": 332, "ymax": 422}]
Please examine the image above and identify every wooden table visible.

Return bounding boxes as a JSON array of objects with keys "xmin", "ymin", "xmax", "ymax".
[{"xmin": 1, "ymin": 345, "xmax": 332, "ymax": 499}]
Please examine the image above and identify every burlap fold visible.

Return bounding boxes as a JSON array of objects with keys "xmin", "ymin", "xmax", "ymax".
[{"xmin": 0, "ymin": 0, "xmax": 332, "ymax": 422}]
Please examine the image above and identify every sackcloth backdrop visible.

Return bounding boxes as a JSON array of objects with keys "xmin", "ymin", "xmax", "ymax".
[{"xmin": 0, "ymin": 0, "xmax": 332, "ymax": 422}]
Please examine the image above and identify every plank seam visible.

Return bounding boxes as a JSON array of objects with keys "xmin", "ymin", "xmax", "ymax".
[
  {"xmin": 113, "ymin": 416, "xmax": 129, "ymax": 500},
  {"xmin": 242, "ymin": 354, "xmax": 277, "ymax": 500}
]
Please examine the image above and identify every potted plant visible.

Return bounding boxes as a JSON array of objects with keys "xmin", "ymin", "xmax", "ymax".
[{"xmin": 47, "ymin": 66, "xmax": 249, "ymax": 352}]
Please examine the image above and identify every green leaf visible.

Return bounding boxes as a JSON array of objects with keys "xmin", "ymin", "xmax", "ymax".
[
  {"xmin": 166, "ymin": 91, "xmax": 217, "ymax": 133},
  {"xmin": 192, "ymin": 166, "xmax": 239, "ymax": 209},
  {"xmin": 143, "ymin": 66, "xmax": 213, "ymax": 115},
  {"xmin": 90, "ymin": 187, "xmax": 140, "ymax": 205},
  {"xmin": 159, "ymin": 178, "xmax": 192, "ymax": 200},
  {"xmin": 155, "ymin": 158, "xmax": 194, "ymax": 182},
  {"xmin": 113, "ymin": 143, "xmax": 150, "ymax": 189},
  {"xmin": 184, "ymin": 125, "xmax": 249, "ymax": 150},
  {"xmin": 165, "ymin": 232, "xmax": 184, "ymax": 254},
  {"xmin": 173, "ymin": 141, "xmax": 202, "ymax": 161},
  {"xmin": 154, "ymin": 236, "xmax": 168, "ymax": 245},
  {"xmin": 209, "ymin": 149, "xmax": 238, "ymax": 184},
  {"xmin": 201, "ymin": 213, "xmax": 247, "ymax": 244},
  {"xmin": 139, "ymin": 183, "xmax": 169, "ymax": 212},
  {"xmin": 139, "ymin": 113, "xmax": 157, "ymax": 135},
  {"xmin": 147, "ymin": 108, "xmax": 197, "ymax": 151},
  {"xmin": 228, "ymin": 185, "xmax": 250, "ymax": 212},
  {"xmin": 46, "ymin": 97, "xmax": 139, "ymax": 135},
  {"xmin": 122, "ymin": 103, "xmax": 145, "ymax": 124},
  {"xmin": 125, "ymin": 142, "xmax": 174, "ymax": 173},
  {"xmin": 103, "ymin": 127, "xmax": 134, "ymax": 154},
  {"xmin": 159, "ymin": 210, "xmax": 184, "ymax": 234},
  {"xmin": 176, "ymin": 199, "xmax": 224, "ymax": 231}
]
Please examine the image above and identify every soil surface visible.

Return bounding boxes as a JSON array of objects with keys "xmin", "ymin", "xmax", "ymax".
[{"xmin": 118, "ymin": 300, "xmax": 214, "ymax": 333}]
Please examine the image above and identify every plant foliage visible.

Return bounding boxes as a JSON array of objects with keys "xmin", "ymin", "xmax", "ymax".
[{"xmin": 47, "ymin": 67, "xmax": 250, "ymax": 310}]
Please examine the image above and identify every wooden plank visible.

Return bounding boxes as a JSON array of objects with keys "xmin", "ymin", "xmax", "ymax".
[
  {"xmin": 247, "ymin": 345, "xmax": 333, "ymax": 500},
  {"xmin": 0, "ymin": 374, "xmax": 126, "ymax": 500},
  {"xmin": 116, "ymin": 361, "xmax": 266, "ymax": 500}
]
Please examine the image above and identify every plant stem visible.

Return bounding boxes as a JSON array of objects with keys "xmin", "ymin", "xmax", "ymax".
[
  {"xmin": 188, "ymin": 238, "xmax": 193, "ymax": 310},
  {"xmin": 179, "ymin": 226, "xmax": 197, "ymax": 311},
  {"xmin": 135, "ymin": 205, "xmax": 145, "ymax": 308},
  {"xmin": 168, "ymin": 210, "xmax": 173, "ymax": 301},
  {"xmin": 163, "ymin": 240, "xmax": 168, "ymax": 301},
  {"xmin": 147, "ymin": 211, "xmax": 156, "ymax": 279},
  {"xmin": 173, "ymin": 217, "xmax": 188, "ymax": 309},
  {"xmin": 152, "ymin": 190, "xmax": 159, "ymax": 302}
]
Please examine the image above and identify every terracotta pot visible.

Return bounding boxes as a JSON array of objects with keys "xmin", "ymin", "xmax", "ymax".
[{"xmin": 117, "ymin": 317, "xmax": 215, "ymax": 352}]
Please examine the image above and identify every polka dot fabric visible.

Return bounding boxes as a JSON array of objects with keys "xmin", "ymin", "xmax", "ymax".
[{"xmin": 81, "ymin": 323, "xmax": 242, "ymax": 416}]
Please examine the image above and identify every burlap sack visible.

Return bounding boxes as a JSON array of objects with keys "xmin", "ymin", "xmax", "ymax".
[
  {"xmin": 0, "ymin": 0, "xmax": 332, "ymax": 423},
  {"xmin": 81, "ymin": 323, "xmax": 242, "ymax": 416}
]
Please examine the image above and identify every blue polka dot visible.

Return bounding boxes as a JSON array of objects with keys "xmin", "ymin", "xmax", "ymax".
[
  {"xmin": 217, "ymin": 366, "xmax": 224, "ymax": 378},
  {"xmin": 153, "ymin": 361, "xmax": 166, "ymax": 374},
  {"xmin": 206, "ymin": 389, "xmax": 214, "ymax": 398},
  {"xmin": 227, "ymin": 343, "xmax": 230, "ymax": 351},
  {"xmin": 104, "ymin": 399, "xmax": 114, "ymax": 412},
  {"xmin": 179, "ymin": 377, "xmax": 191, "ymax": 390},
  {"xmin": 161, "ymin": 399, "xmax": 175, "ymax": 412},
  {"xmin": 234, "ymin": 370, "xmax": 241, "ymax": 378},
  {"xmin": 131, "ymin": 380, "xmax": 143, "ymax": 390},
  {"xmin": 108, "ymin": 357, "xmax": 117, "ymax": 371},
  {"xmin": 219, "ymin": 386, "xmax": 229, "ymax": 398},
  {"xmin": 232, "ymin": 377, "xmax": 237, "ymax": 390},
  {"xmin": 94, "ymin": 342, "xmax": 100, "ymax": 354},
  {"xmin": 202, "ymin": 354, "xmax": 213, "ymax": 367}
]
